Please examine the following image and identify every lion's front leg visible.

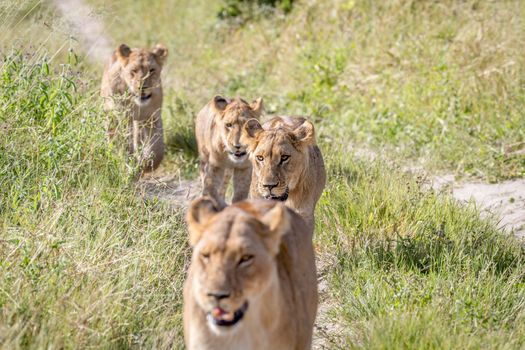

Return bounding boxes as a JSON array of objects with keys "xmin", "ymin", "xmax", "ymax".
[
  {"xmin": 219, "ymin": 169, "xmax": 233, "ymax": 199},
  {"xmin": 132, "ymin": 112, "xmax": 165, "ymax": 173},
  {"xmin": 232, "ymin": 167, "xmax": 252, "ymax": 203},
  {"xmin": 202, "ymin": 164, "xmax": 227, "ymax": 208}
]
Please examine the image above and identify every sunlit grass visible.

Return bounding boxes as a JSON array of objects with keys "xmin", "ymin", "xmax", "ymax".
[{"xmin": 0, "ymin": 53, "xmax": 188, "ymax": 348}]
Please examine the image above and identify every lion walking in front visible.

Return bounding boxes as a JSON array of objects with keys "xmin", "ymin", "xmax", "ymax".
[{"xmin": 184, "ymin": 198, "xmax": 318, "ymax": 350}]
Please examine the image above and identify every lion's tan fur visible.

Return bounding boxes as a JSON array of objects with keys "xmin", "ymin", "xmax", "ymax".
[
  {"xmin": 242, "ymin": 116, "xmax": 326, "ymax": 227},
  {"xmin": 184, "ymin": 198, "xmax": 317, "ymax": 350},
  {"xmin": 195, "ymin": 96, "xmax": 263, "ymax": 207},
  {"xmin": 100, "ymin": 44, "xmax": 167, "ymax": 173}
]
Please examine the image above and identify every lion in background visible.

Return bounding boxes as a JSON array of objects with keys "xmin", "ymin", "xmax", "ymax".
[
  {"xmin": 242, "ymin": 116, "xmax": 326, "ymax": 228},
  {"xmin": 101, "ymin": 43, "xmax": 168, "ymax": 173},
  {"xmin": 184, "ymin": 197, "xmax": 318, "ymax": 350},
  {"xmin": 195, "ymin": 95, "xmax": 263, "ymax": 207}
]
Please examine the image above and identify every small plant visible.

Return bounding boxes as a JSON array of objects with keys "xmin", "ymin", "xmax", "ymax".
[{"xmin": 218, "ymin": 0, "xmax": 294, "ymax": 22}]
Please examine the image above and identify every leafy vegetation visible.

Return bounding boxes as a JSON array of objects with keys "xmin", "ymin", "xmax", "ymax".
[
  {"xmin": 217, "ymin": 0, "xmax": 294, "ymax": 21},
  {"xmin": 1, "ymin": 0, "xmax": 524, "ymax": 348},
  {"xmin": 0, "ymin": 52, "xmax": 188, "ymax": 348}
]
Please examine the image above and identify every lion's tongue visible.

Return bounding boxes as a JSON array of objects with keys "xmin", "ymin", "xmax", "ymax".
[{"xmin": 211, "ymin": 307, "xmax": 234, "ymax": 321}]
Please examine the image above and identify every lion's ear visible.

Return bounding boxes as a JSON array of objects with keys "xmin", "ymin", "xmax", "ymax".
[
  {"xmin": 291, "ymin": 120, "xmax": 316, "ymax": 146},
  {"xmin": 152, "ymin": 44, "xmax": 168, "ymax": 66},
  {"xmin": 250, "ymin": 97, "xmax": 264, "ymax": 117},
  {"xmin": 243, "ymin": 118, "xmax": 263, "ymax": 139},
  {"xmin": 212, "ymin": 95, "xmax": 229, "ymax": 112},
  {"xmin": 258, "ymin": 203, "xmax": 290, "ymax": 255},
  {"xmin": 186, "ymin": 197, "xmax": 220, "ymax": 246},
  {"xmin": 242, "ymin": 118, "xmax": 263, "ymax": 150},
  {"xmin": 116, "ymin": 44, "xmax": 131, "ymax": 64}
]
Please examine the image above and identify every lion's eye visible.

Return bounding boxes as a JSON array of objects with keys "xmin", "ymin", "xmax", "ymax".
[
  {"xmin": 149, "ymin": 68, "xmax": 155, "ymax": 74},
  {"xmin": 256, "ymin": 155, "xmax": 264, "ymax": 162},
  {"xmin": 238, "ymin": 255, "xmax": 254, "ymax": 266},
  {"xmin": 201, "ymin": 253, "xmax": 210, "ymax": 262},
  {"xmin": 225, "ymin": 123, "xmax": 232, "ymax": 128},
  {"xmin": 280, "ymin": 155, "xmax": 290, "ymax": 163}
]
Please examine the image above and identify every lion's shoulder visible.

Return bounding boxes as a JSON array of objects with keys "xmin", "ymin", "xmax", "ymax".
[{"xmin": 195, "ymin": 99, "xmax": 222, "ymax": 155}]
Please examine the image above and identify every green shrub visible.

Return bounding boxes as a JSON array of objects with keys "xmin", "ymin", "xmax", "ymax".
[{"xmin": 218, "ymin": 0, "xmax": 294, "ymax": 21}]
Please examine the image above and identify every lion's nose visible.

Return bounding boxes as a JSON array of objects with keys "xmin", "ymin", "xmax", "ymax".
[
  {"xmin": 207, "ymin": 291, "xmax": 231, "ymax": 300},
  {"xmin": 263, "ymin": 183, "xmax": 278, "ymax": 191},
  {"xmin": 234, "ymin": 144, "xmax": 241, "ymax": 149}
]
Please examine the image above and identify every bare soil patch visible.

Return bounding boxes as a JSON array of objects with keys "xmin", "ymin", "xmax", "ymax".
[
  {"xmin": 433, "ymin": 176, "xmax": 525, "ymax": 238},
  {"xmin": 137, "ymin": 174, "xmax": 201, "ymax": 208},
  {"xmin": 53, "ymin": 0, "xmax": 112, "ymax": 63}
]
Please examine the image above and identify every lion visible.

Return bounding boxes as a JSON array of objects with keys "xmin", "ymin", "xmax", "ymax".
[
  {"xmin": 101, "ymin": 43, "xmax": 168, "ymax": 173},
  {"xmin": 241, "ymin": 116, "xmax": 326, "ymax": 227},
  {"xmin": 184, "ymin": 197, "xmax": 318, "ymax": 350},
  {"xmin": 195, "ymin": 96, "xmax": 263, "ymax": 207}
]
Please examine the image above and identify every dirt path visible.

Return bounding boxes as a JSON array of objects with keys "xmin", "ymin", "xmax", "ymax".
[
  {"xmin": 355, "ymin": 147, "xmax": 525, "ymax": 239},
  {"xmin": 312, "ymin": 252, "xmax": 346, "ymax": 349},
  {"xmin": 53, "ymin": 0, "xmax": 112, "ymax": 63},
  {"xmin": 137, "ymin": 174, "xmax": 201, "ymax": 207},
  {"xmin": 433, "ymin": 176, "xmax": 525, "ymax": 238}
]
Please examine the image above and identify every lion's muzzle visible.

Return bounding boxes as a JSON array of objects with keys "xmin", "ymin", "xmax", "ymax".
[{"xmin": 261, "ymin": 184, "xmax": 289, "ymax": 201}]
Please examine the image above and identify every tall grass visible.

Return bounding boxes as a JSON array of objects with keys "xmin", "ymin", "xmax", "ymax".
[
  {"xmin": 0, "ymin": 53, "xmax": 188, "ymax": 348},
  {"xmin": 316, "ymin": 154, "xmax": 525, "ymax": 348},
  {"xmin": 91, "ymin": 0, "xmax": 525, "ymax": 180}
]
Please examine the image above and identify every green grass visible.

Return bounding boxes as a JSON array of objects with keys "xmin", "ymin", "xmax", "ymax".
[
  {"xmin": 1, "ymin": 0, "xmax": 525, "ymax": 349},
  {"xmin": 0, "ymin": 53, "xmax": 188, "ymax": 348},
  {"xmin": 316, "ymin": 155, "xmax": 525, "ymax": 348},
  {"xmin": 89, "ymin": 0, "xmax": 525, "ymax": 181}
]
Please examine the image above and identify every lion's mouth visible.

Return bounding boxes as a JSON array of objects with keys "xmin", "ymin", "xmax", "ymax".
[
  {"xmin": 234, "ymin": 151, "xmax": 247, "ymax": 158},
  {"xmin": 228, "ymin": 151, "xmax": 247, "ymax": 160},
  {"xmin": 140, "ymin": 93, "xmax": 152, "ymax": 101},
  {"xmin": 230, "ymin": 151, "xmax": 246, "ymax": 157},
  {"xmin": 264, "ymin": 188, "xmax": 289, "ymax": 201},
  {"xmin": 207, "ymin": 302, "xmax": 248, "ymax": 327}
]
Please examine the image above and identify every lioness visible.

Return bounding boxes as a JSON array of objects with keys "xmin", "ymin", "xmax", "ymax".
[
  {"xmin": 184, "ymin": 197, "xmax": 318, "ymax": 350},
  {"xmin": 242, "ymin": 116, "xmax": 326, "ymax": 227},
  {"xmin": 195, "ymin": 96, "xmax": 263, "ymax": 207},
  {"xmin": 101, "ymin": 43, "xmax": 168, "ymax": 173}
]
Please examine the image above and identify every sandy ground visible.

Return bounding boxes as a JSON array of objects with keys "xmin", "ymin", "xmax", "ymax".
[
  {"xmin": 53, "ymin": 0, "xmax": 112, "ymax": 63},
  {"xmin": 433, "ymin": 176, "xmax": 525, "ymax": 239},
  {"xmin": 356, "ymin": 147, "xmax": 525, "ymax": 240},
  {"xmin": 137, "ymin": 175, "xmax": 201, "ymax": 207}
]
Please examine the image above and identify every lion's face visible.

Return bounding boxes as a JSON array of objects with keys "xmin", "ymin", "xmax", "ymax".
[
  {"xmin": 242, "ymin": 117, "xmax": 316, "ymax": 200},
  {"xmin": 212, "ymin": 96, "xmax": 263, "ymax": 164},
  {"xmin": 115, "ymin": 44, "xmax": 168, "ymax": 107},
  {"xmin": 186, "ymin": 198, "xmax": 289, "ymax": 335}
]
